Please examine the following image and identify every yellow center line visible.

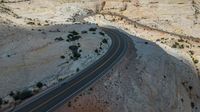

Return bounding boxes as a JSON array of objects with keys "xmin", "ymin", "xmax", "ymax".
[{"xmin": 30, "ymin": 30, "xmax": 121, "ymax": 112}]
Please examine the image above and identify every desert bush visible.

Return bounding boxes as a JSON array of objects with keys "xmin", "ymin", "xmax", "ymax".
[
  {"xmin": 189, "ymin": 50, "xmax": 194, "ymax": 55},
  {"xmin": 99, "ymin": 47, "xmax": 102, "ymax": 50},
  {"xmin": 172, "ymin": 42, "xmax": 180, "ymax": 48},
  {"xmin": 76, "ymin": 68, "xmax": 79, "ymax": 72},
  {"xmin": 89, "ymin": 27, "xmax": 97, "ymax": 31},
  {"xmin": 36, "ymin": 82, "xmax": 43, "ymax": 89},
  {"xmin": 9, "ymin": 91, "xmax": 15, "ymax": 97},
  {"xmin": 156, "ymin": 39, "xmax": 160, "ymax": 41},
  {"xmin": 69, "ymin": 45, "xmax": 81, "ymax": 60},
  {"xmin": 77, "ymin": 43, "xmax": 80, "ymax": 47},
  {"xmin": 81, "ymin": 31, "xmax": 87, "ymax": 34},
  {"xmin": 54, "ymin": 37, "xmax": 64, "ymax": 41},
  {"xmin": 191, "ymin": 102, "xmax": 195, "ymax": 109},
  {"xmin": 99, "ymin": 32, "xmax": 105, "ymax": 36},
  {"xmin": 19, "ymin": 90, "xmax": 33, "ymax": 100},
  {"xmin": 69, "ymin": 31, "xmax": 79, "ymax": 35},
  {"xmin": 68, "ymin": 102, "xmax": 71, "ymax": 107},
  {"xmin": 102, "ymin": 38, "xmax": 108, "ymax": 44},
  {"xmin": 172, "ymin": 44, "xmax": 177, "ymax": 48},
  {"xmin": 69, "ymin": 45, "xmax": 78, "ymax": 51},
  {"xmin": 60, "ymin": 55, "xmax": 65, "ymax": 59},
  {"xmin": 67, "ymin": 34, "xmax": 81, "ymax": 41},
  {"xmin": 95, "ymin": 49, "xmax": 99, "ymax": 54},
  {"xmin": 178, "ymin": 38, "xmax": 184, "ymax": 42},
  {"xmin": 194, "ymin": 59, "xmax": 199, "ymax": 64},
  {"xmin": 13, "ymin": 90, "xmax": 33, "ymax": 101},
  {"xmin": 27, "ymin": 22, "xmax": 35, "ymax": 25},
  {"xmin": 73, "ymin": 52, "xmax": 81, "ymax": 60},
  {"xmin": 0, "ymin": 98, "xmax": 2, "ymax": 106},
  {"xmin": 179, "ymin": 44, "xmax": 184, "ymax": 49}
]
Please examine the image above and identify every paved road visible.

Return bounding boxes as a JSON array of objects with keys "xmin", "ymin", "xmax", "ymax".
[{"xmin": 12, "ymin": 27, "xmax": 128, "ymax": 112}]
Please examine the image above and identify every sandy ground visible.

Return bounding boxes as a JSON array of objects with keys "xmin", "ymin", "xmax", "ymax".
[{"xmin": 103, "ymin": 0, "xmax": 200, "ymax": 38}]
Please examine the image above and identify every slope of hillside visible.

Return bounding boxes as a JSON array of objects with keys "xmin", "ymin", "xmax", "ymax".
[
  {"xmin": 55, "ymin": 0, "xmax": 200, "ymax": 112},
  {"xmin": 56, "ymin": 31, "xmax": 200, "ymax": 112}
]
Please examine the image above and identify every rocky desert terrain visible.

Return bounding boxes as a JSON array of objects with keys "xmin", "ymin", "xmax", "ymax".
[{"xmin": 0, "ymin": 0, "xmax": 200, "ymax": 112}]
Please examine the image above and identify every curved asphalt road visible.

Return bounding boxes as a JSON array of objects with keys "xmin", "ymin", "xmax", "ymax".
[{"xmin": 12, "ymin": 27, "xmax": 128, "ymax": 112}]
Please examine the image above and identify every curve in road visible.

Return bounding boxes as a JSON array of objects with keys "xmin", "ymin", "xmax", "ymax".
[{"xmin": 13, "ymin": 27, "xmax": 129, "ymax": 112}]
